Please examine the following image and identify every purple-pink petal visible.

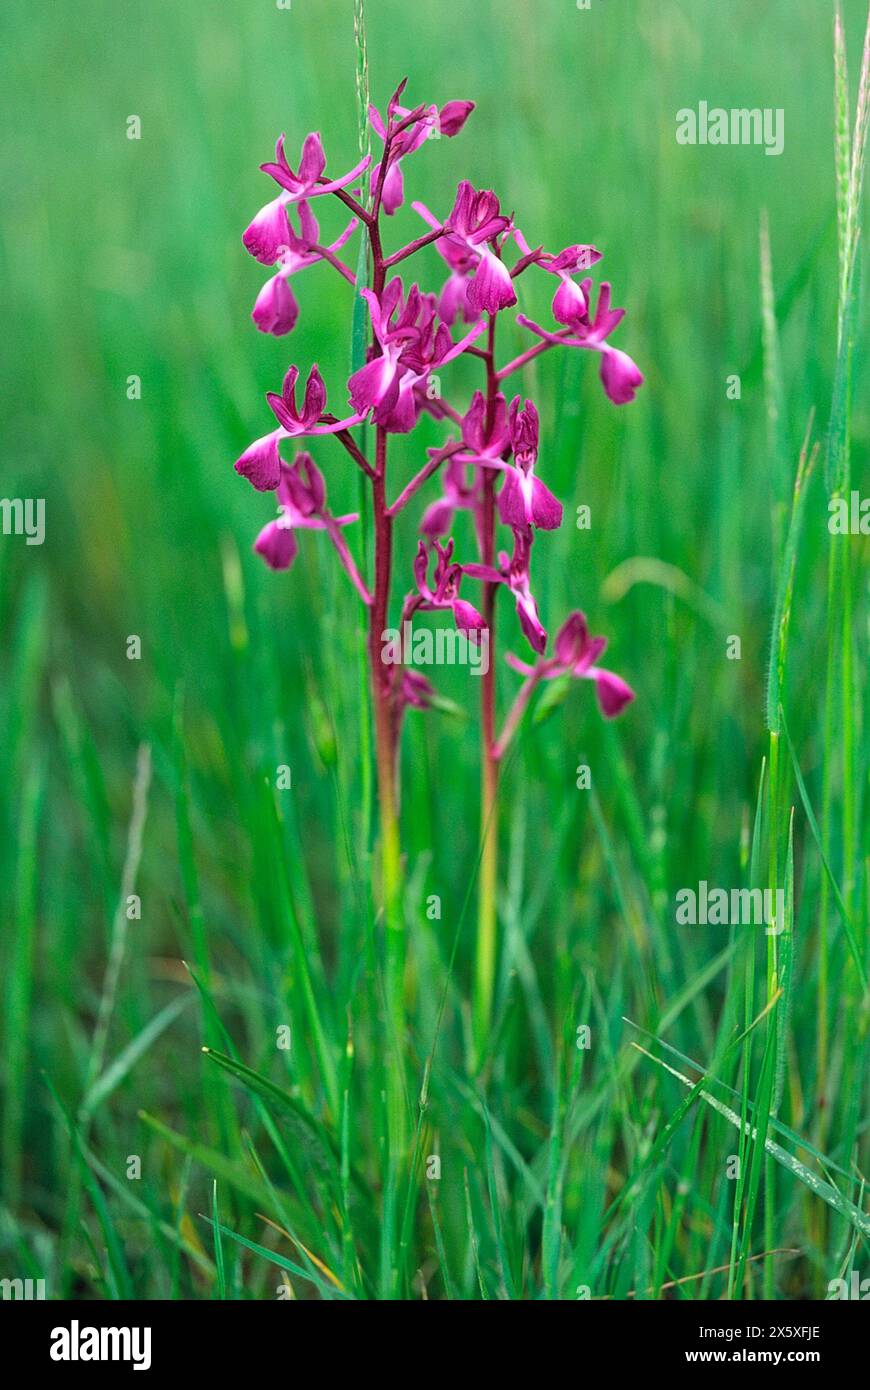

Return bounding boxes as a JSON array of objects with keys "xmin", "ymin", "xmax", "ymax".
[
  {"xmin": 401, "ymin": 668, "xmax": 435, "ymax": 710},
  {"xmin": 438, "ymin": 271, "xmax": 474, "ymax": 326},
  {"xmin": 297, "ymin": 132, "xmax": 326, "ymax": 186},
  {"xmin": 497, "ymin": 469, "xmax": 527, "ymax": 528},
  {"xmin": 300, "ymin": 364, "xmax": 327, "ymax": 425},
  {"xmin": 252, "ymin": 274, "xmax": 299, "ymax": 336},
  {"xmin": 243, "ymin": 197, "xmax": 291, "ymax": 265},
  {"xmin": 590, "ymin": 667, "xmax": 636, "ymax": 718},
  {"xmin": 438, "ymin": 100, "xmax": 475, "ymax": 137},
  {"xmin": 254, "ymin": 518, "xmax": 299, "ymax": 570},
  {"xmin": 235, "ymin": 431, "xmax": 284, "ymax": 492},
  {"xmin": 379, "ymin": 374, "xmax": 420, "ymax": 433},
  {"xmin": 266, "ymin": 389, "xmax": 297, "ymax": 432},
  {"xmin": 348, "ymin": 352, "xmax": 401, "ymax": 417},
  {"xmin": 552, "ymin": 276, "xmax": 587, "ymax": 327},
  {"xmin": 379, "ymin": 160, "xmax": 405, "ymax": 215},
  {"xmin": 554, "ymin": 611, "xmax": 590, "ymax": 667},
  {"xmin": 508, "ymin": 396, "xmax": 539, "ymax": 464},
  {"xmin": 599, "ymin": 347, "xmax": 644, "ymax": 405},
  {"xmin": 498, "ymin": 469, "xmax": 562, "ymax": 531},
  {"xmin": 419, "ymin": 496, "xmax": 456, "ymax": 538},
  {"xmin": 452, "ymin": 598, "xmax": 486, "ymax": 637},
  {"xmin": 516, "ymin": 592, "xmax": 547, "ymax": 654},
  {"xmin": 529, "ymin": 476, "xmax": 562, "ymax": 530},
  {"xmin": 468, "ymin": 249, "xmax": 517, "ymax": 315},
  {"xmin": 260, "ymin": 134, "xmax": 304, "ymax": 194}
]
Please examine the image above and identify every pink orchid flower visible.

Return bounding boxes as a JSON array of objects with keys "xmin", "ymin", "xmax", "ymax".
[
  {"xmin": 543, "ymin": 245, "xmax": 603, "ymax": 324},
  {"xmin": 508, "ymin": 610, "xmax": 635, "ymax": 717},
  {"xmin": 399, "ymin": 668, "xmax": 436, "ymax": 711},
  {"xmin": 460, "ymin": 390, "xmax": 510, "ymax": 463},
  {"xmin": 419, "ymin": 455, "xmax": 481, "ymax": 538},
  {"xmin": 464, "ymin": 524, "xmax": 547, "ymax": 654},
  {"xmin": 452, "ymin": 394, "xmax": 561, "ymax": 531},
  {"xmin": 518, "ymin": 281, "xmax": 644, "ymax": 405},
  {"xmin": 419, "ymin": 391, "xmax": 512, "ymax": 538},
  {"xmin": 511, "ymin": 230, "xmax": 603, "ymax": 326},
  {"xmin": 348, "ymin": 278, "xmax": 485, "ymax": 430},
  {"xmin": 412, "ymin": 538, "xmax": 486, "ymax": 638},
  {"xmin": 368, "ymin": 88, "xmax": 474, "ymax": 215},
  {"xmin": 415, "ymin": 182, "xmax": 517, "ymax": 317},
  {"xmin": 235, "ymin": 365, "xmax": 365, "ymax": 492},
  {"xmin": 259, "ymin": 131, "xmax": 370, "ymax": 202},
  {"xmin": 249, "ymin": 201, "xmax": 358, "ymax": 337},
  {"xmin": 497, "ymin": 397, "xmax": 563, "ymax": 531},
  {"xmin": 446, "ymin": 181, "xmax": 517, "ymax": 315},
  {"xmin": 388, "ymin": 314, "xmax": 487, "ymax": 434},
  {"xmin": 254, "ymin": 454, "xmax": 358, "ymax": 571},
  {"xmin": 242, "ymin": 133, "xmax": 368, "ymax": 270},
  {"xmin": 411, "ymin": 203, "xmax": 480, "ymax": 325}
]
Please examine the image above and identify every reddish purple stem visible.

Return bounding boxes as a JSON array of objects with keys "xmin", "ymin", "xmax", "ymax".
[
  {"xmin": 492, "ymin": 670, "xmax": 543, "ymax": 760},
  {"xmin": 324, "ymin": 515, "xmax": 373, "ymax": 605},
  {"xmin": 383, "ymin": 225, "xmax": 446, "ymax": 268},
  {"xmin": 496, "ymin": 337, "xmax": 560, "ymax": 382},
  {"xmin": 387, "ymin": 440, "xmax": 463, "ymax": 515},
  {"xmin": 312, "ymin": 243, "xmax": 357, "ymax": 284}
]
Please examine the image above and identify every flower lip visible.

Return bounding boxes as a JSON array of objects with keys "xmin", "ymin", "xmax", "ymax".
[
  {"xmin": 467, "ymin": 246, "xmax": 517, "ymax": 315},
  {"xmin": 235, "ymin": 430, "xmax": 283, "ymax": 492},
  {"xmin": 242, "ymin": 196, "xmax": 292, "ymax": 265},
  {"xmin": 599, "ymin": 346, "xmax": 645, "ymax": 405},
  {"xmin": 252, "ymin": 274, "xmax": 299, "ymax": 336}
]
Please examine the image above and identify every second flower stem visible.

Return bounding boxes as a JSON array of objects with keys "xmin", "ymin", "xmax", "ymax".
[
  {"xmin": 369, "ymin": 423, "xmax": 406, "ymax": 1155},
  {"xmin": 474, "ymin": 318, "xmax": 501, "ymax": 1062}
]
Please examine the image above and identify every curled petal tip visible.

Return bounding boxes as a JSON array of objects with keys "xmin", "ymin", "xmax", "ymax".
[
  {"xmin": 600, "ymin": 347, "xmax": 644, "ymax": 405},
  {"xmin": 235, "ymin": 432, "xmax": 283, "ymax": 491},
  {"xmin": 254, "ymin": 519, "xmax": 298, "ymax": 570},
  {"xmin": 593, "ymin": 668, "xmax": 636, "ymax": 718}
]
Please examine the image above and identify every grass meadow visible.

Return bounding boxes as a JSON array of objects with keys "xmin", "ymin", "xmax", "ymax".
[{"xmin": 1, "ymin": 0, "xmax": 868, "ymax": 1301}]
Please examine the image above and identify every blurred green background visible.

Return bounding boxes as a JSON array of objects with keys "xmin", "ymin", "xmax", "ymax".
[{"xmin": 0, "ymin": 0, "xmax": 867, "ymax": 1299}]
